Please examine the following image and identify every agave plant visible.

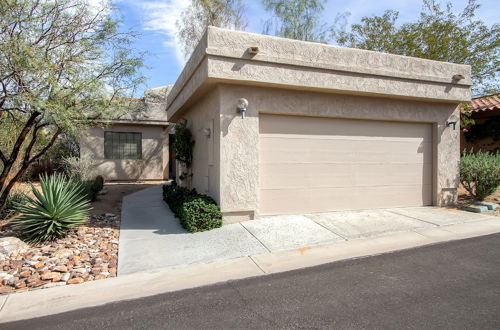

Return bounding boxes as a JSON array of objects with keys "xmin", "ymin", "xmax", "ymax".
[{"xmin": 12, "ymin": 173, "xmax": 91, "ymax": 243}]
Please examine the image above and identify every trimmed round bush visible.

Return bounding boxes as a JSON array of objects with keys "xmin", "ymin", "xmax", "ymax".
[
  {"xmin": 460, "ymin": 150, "xmax": 500, "ymax": 200},
  {"xmin": 178, "ymin": 195, "xmax": 222, "ymax": 233},
  {"xmin": 12, "ymin": 173, "xmax": 91, "ymax": 243}
]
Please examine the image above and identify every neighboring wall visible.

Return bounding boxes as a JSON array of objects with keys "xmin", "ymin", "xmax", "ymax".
[
  {"xmin": 176, "ymin": 88, "xmax": 221, "ymax": 203},
  {"xmin": 80, "ymin": 123, "xmax": 168, "ymax": 181},
  {"xmin": 218, "ymin": 84, "xmax": 461, "ymax": 219}
]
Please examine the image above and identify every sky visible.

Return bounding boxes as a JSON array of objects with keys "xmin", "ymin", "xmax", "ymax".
[{"xmin": 110, "ymin": 0, "xmax": 499, "ymax": 96}]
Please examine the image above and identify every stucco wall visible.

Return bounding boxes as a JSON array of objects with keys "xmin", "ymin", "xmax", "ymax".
[
  {"xmin": 80, "ymin": 123, "xmax": 168, "ymax": 181},
  {"xmin": 175, "ymin": 88, "xmax": 221, "ymax": 203},
  {"xmin": 166, "ymin": 27, "xmax": 471, "ymax": 120},
  {"xmin": 217, "ymin": 84, "xmax": 460, "ymax": 220}
]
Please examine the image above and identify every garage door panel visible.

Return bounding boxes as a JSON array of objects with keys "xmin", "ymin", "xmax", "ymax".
[
  {"xmin": 260, "ymin": 162, "xmax": 431, "ymax": 189},
  {"xmin": 261, "ymin": 137, "xmax": 431, "ymax": 164},
  {"xmin": 260, "ymin": 163, "xmax": 355, "ymax": 189},
  {"xmin": 260, "ymin": 185, "xmax": 433, "ymax": 215},
  {"xmin": 259, "ymin": 114, "xmax": 433, "ymax": 215},
  {"xmin": 260, "ymin": 114, "xmax": 433, "ymax": 143}
]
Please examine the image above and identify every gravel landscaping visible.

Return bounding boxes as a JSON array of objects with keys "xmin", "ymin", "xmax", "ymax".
[
  {"xmin": 0, "ymin": 182, "xmax": 159, "ymax": 295},
  {"xmin": 0, "ymin": 213, "xmax": 119, "ymax": 294}
]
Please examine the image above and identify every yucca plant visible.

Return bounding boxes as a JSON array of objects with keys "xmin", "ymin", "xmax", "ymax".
[{"xmin": 11, "ymin": 173, "xmax": 92, "ymax": 243}]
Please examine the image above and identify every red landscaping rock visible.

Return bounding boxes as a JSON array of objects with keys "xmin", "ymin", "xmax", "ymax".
[
  {"xmin": 67, "ymin": 278, "xmax": 84, "ymax": 285},
  {"xmin": 0, "ymin": 213, "xmax": 121, "ymax": 294}
]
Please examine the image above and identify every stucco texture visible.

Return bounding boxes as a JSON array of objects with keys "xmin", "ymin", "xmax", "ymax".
[
  {"xmin": 165, "ymin": 27, "xmax": 469, "ymax": 222},
  {"xmin": 80, "ymin": 124, "xmax": 168, "ymax": 181}
]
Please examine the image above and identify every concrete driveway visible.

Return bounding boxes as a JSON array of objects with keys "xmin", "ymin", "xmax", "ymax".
[{"xmin": 118, "ymin": 185, "xmax": 494, "ymax": 275}]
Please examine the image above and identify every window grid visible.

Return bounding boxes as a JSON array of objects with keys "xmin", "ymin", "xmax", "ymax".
[{"xmin": 104, "ymin": 131, "xmax": 142, "ymax": 160}]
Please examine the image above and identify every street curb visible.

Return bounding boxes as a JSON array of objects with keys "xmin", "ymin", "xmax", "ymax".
[{"xmin": 0, "ymin": 217, "xmax": 499, "ymax": 323}]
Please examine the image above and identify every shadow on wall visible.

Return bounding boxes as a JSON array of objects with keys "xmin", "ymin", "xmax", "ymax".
[{"xmin": 94, "ymin": 138, "xmax": 164, "ymax": 180}]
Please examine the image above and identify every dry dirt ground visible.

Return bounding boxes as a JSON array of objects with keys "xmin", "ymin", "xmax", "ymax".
[
  {"xmin": 90, "ymin": 181, "xmax": 163, "ymax": 216},
  {"xmin": 0, "ymin": 181, "xmax": 164, "ymax": 294}
]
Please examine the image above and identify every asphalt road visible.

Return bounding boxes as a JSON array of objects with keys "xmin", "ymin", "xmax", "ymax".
[{"xmin": 3, "ymin": 234, "xmax": 500, "ymax": 330}]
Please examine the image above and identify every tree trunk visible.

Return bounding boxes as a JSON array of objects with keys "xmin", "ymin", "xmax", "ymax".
[
  {"xmin": 0, "ymin": 112, "xmax": 40, "ymax": 195},
  {"xmin": 0, "ymin": 126, "xmax": 60, "ymax": 208}
]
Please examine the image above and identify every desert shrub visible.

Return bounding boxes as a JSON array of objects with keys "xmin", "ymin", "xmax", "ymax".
[
  {"xmin": 0, "ymin": 190, "xmax": 28, "ymax": 219},
  {"xmin": 11, "ymin": 173, "xmax": 91, "ymax": 243},
  {"xmin": 460, "ymin": 150, "xmax": 500, "ymax": 200},
  {"xmin": 81, "ymin": 175, "xmax": 105, "ymax": 202},
  {"xmin": 162, "ymin": 182, "xmax": 222, "ymax": 233},
  {"xmin": 61, "ymin": 156, "xmax": 97, "ymax": 182}
]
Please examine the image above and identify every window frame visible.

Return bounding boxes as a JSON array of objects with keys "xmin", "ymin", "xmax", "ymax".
[{"xmin": 104, "ymin": 131, "xmax": 142, "ymax": 160}]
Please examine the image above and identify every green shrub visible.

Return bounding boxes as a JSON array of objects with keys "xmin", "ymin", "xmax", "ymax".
[
  {"xmin": 162, "ymin": 182, "xmax": 222, "ymax": 233},
  {"xmin": 460, "ymin": 150, "xmax": 500, "ymax": 200},
  {"xmin": 178, "ymin": 196, "xmax": 222, "ymax": 233},
  {"xmin": 162, "ymin": 182, "xmax": 196, "ymax": 217},
  {"xmin": 0, "ymin": 190, "xmax": 28, "ymax": 219},
  {"xmin": 11, "ymin": 173, "xmax": 91, "ymax": 243}
]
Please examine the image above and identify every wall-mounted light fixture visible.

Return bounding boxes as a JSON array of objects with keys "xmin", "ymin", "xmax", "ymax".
[
  {"xmin": 237, "ymin": 98, "xmax": 248, "ymax": 119},
  {"xmin": 446, "ymin": 121, "xmax": 458, "ymax": 130},
  {"xmin": 248, "ymin": 46, "xmax": 259, "ymax": 55},
  {"xmin": 203, "ymin": 127, "xmax": 211, "ymax": 137},
  {"xmin": 452, "ymin": 74, "xmax": 465, "ymax": 81}
]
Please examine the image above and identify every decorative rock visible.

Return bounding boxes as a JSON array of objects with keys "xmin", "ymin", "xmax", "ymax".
[
  {"xmin": 0, "ymin": 285, "xmax": 14, "ymax": 294},
  {"xmin": 0, "ymin": 210, "xmax": 120, "ymax": 293},
  {"xmin": 61, "ymin": 273, "xmax": 71, "ymax": 282},
  {"xmin": 53, "ymin": 248, "xmax": 73, "ymax": 259},
  {"xmin": 40, "ymin": 272, "xmax": 60, "ymax": 281},
  {"xmin": 67, "ymin": 278, "xmax": 84, "ymax": 285},
  {"xmin": 74, "ymin": 268, "xmax": 87, "ymax": 274},
  {"xmin": 19, "ymin": 270, "xmax": 31, "ymax": 278},
  {"xmin": 34, "ymin": 262, "xmax": 45, "ymax": 269},
  {"xmin": 0, "ymin": 237, "xmax": 28, "ymax": 257},
  {"xmin": 53, "ymin": 265, "xmax": 68, "ymax": 273}
]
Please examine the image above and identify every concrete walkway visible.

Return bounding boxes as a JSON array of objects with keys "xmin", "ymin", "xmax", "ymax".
[
  {"xmin": 119, "ymin": 185, "xmax": 495, "ymax": 275},
  {"xmin": 2, "ymin": 216, "xmax": 500, "ymax": 323}
]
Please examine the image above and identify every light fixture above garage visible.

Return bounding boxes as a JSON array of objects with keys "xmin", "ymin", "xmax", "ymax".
[
  {"xmin": 446, "ymin": 120, "xmax": 458, "ymax": 130},
  {"xmin": 237, "ymin": 98, "xmax": 248, "ymax": 119}
]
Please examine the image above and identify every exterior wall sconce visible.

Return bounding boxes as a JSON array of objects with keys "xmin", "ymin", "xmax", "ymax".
[
  {"xmin": 446, "ymin": 121, "xmax": 458, "ymax": 130},
  {"xmin": 452, "ymin": 74, "xmax": 465, "ymax": 81},
  {"xmin": 237, "ymin": 98, "xmax": 248, "ymax": 119},
  {"xmin": 203, "ymin": 128, "xmax": 211, "ymax": 137},
  {"xmin": 248, "ymin": 46, "xmax": 259, "ymax": 55}
]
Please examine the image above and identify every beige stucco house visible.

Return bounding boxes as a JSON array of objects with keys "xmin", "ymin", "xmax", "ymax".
[
  {"xmin": 82, "ymin": 27, "xmax": 471, "ymax": 222},
  {"xmin": 80, "ymin": 86, "xmax": 171, "ymax": 181}
]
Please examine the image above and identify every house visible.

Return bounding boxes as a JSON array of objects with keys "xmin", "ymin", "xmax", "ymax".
[
  {"xmin": 82, "ymin": 27, "xmax": 471, "ymax": 223},
  {"xmin": 79, "ymin": 86, "xmax": 171, "ymax": 181},
  {"xmin": 460, "ymin": 93, "xmax": 500, "ymax": 153}
]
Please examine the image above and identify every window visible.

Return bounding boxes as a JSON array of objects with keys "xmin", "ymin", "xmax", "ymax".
[{"xmin": 104, "ymin": 131, "xmax": 142, "ymax": 159}]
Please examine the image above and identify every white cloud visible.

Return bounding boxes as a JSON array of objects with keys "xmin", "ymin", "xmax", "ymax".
[{"xmin": 138, "ymin": 0, "xmax": 191, "ymax": 66}]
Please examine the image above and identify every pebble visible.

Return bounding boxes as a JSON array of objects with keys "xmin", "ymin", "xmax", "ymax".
[{"xmin": 0, "ymin": 214, "xmax": 120, "ymax": 294}]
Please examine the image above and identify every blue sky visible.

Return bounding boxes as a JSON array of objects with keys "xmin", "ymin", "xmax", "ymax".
[{"xmin": 111, "ymin": 0, "xmax": 499, "ymax": 96}]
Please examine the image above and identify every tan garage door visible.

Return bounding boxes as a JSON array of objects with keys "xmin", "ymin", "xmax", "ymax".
[{"xmin": 259, "ymin": 114, "xmax": 433, "ymax": 215}]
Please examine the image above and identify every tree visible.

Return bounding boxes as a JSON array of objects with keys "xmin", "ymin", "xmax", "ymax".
[
  {"xmin": 0, "ymin": 0, "xmax": 144, "ymax": 207},
  {"xmin": 262, "ymin": 0, "xmax": 341, "ymax": 42},
  {"xmin": 335, "ymin": 0, "xmax": 499, "ymax": 95},
  {"xmin": 177, "ymin": 0, "xmax": 246, "ymax": 58}
]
